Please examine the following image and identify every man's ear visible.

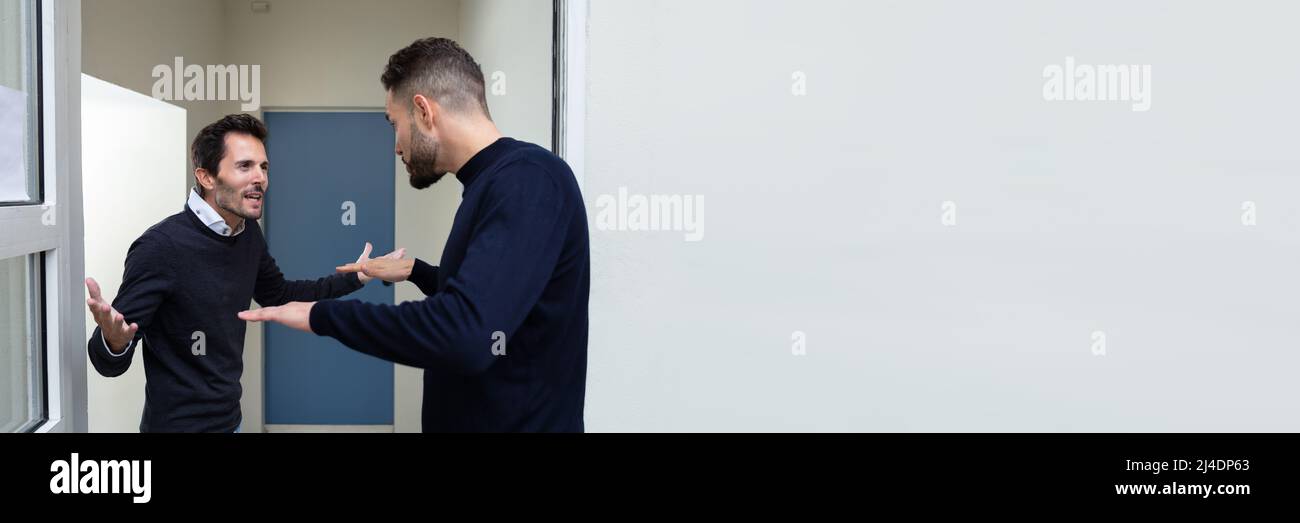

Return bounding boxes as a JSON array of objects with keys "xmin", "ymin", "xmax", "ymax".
[
  {"xmin": 195, "ymin": 168, "xmax": 216, "ymax": 193},
  {"xmin": 411, "ymin": 94, "xmax": 439, "ymax": 133}
]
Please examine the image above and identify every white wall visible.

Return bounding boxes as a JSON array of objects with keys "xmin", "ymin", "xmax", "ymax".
[
  {"xmin": 458, "ymin": 0, "xmax": 553, "ymax": 148},
  {"xmin": 81, "ymin": 74, "xmax": 186, "ymax": 432},
  {"xmin": 583, "ymin": 0, "xmax": 1300, "ymax": 431}
]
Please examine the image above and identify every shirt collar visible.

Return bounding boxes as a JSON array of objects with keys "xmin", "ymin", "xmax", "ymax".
[{"xmin": 187, "ymin": 187, "xmax": 244, "ymax": 237}]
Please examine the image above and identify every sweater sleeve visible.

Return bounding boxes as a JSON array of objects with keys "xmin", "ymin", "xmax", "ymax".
[
  {"xmin": 310, "ymin": 161, "xmax": 571, "ymax": 374},
  {"xmin": 87, "ymin": 230, "xmax": 173, "ymax": 378},
  {"xmin": 407, "ymin": 258, "xmax": 439, "ymax": 296},
  {"xmin": 252, "ymin": 232, "xmax": 365, "ymax": 307}
]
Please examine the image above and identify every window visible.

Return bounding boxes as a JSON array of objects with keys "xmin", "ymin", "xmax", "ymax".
[
  {"xmin": 0, "ymin": 253, "xmax": 43, "ymax": 432},
  {"xmin": 0, "ymin": 0, "xmax": 82, "ymax": 433},
  {"xmin": 0, "ymin": 0, "xmax": 46, "ymax": 432},
  {"xmin": 1, "ymin": 0, "xmax": 40, "ymax": 204}
]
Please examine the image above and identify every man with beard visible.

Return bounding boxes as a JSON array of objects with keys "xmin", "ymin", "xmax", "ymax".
[
  {"xmin": 85, "ymin": 114, "xmax": 402, "ymax": 432},
  {"xmin": 240, "ymin": 38, "xmax": 590, "ymax": 432}
]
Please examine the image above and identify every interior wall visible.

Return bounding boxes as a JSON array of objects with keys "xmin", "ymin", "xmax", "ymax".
[
  {"xmin": 81, "ymin": 0, "xmax": 235, "ymax": 177},
  {"xmin": 457, "ymin": 0, "xmax": 553, "ymax": 148}
]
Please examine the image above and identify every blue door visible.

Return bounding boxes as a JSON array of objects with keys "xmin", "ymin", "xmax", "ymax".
[{"xmin": 263, "ymin": 111, "xmax": 394, "ymax": 426}]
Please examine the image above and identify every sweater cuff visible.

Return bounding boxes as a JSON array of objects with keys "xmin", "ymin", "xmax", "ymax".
[
  {"xmin": 411, "ymin": 258, "xmax": 435, "ymax": 281},
  {"xmin": 310, "ymin": 299, "xmax": 340, "ymax": 338}
]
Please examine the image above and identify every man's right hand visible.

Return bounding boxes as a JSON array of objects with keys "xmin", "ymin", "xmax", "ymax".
[{"xmin": 85, "ymin": 277, "xmax": 138, "ymax": 354}]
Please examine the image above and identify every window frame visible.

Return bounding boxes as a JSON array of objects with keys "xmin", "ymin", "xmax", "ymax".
[{"xmin": 0, "ymin": 0, "xmax": 87, "ymax": 433}]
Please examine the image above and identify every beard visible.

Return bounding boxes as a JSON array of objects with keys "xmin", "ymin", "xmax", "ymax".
[
  {"xmin": 406, "ymin": 123, "xmax": 447, "ymax": 189},
  {"xmin": 212, "ymin": 175, "xmax": 264, "ymax": 221}
]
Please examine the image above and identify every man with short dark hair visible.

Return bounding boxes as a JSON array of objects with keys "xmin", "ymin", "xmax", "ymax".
[
  {"xmin": 241, "ymin": 38, "xmax": 590, "ymax": 432},
  {"xmin": 85, "ymin": 114, "xmax": 401, "ymax": 432}
]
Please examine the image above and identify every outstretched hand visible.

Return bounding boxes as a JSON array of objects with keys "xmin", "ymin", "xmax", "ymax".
[
  {"xmin": 238, "ymin": 301, "xmax": 315, "ymax": 333},
  {"xmin": 338, "ymin": 244, "xmax": 412, "ymax": 284},
  {"xmin": 85, "ymin": 277, "xmax": 137, "ymax": 353},
  {"xmin": 350, "ymin": 243, "xmax": 406, "ymax": 284}
]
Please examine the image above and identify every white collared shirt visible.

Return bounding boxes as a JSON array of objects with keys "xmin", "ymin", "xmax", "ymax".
[{"xmin": 187, "ymin": 187, "xmax": 245, "ymax": 237}]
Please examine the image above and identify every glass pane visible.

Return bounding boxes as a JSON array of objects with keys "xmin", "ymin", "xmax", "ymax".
[
  {"xmin": 0, "ymin": 0, "xmax": 40, "ymax": 203},
  {"xmin": 0, "ymin": 253, "xmax": 43, "ymax": 432}
]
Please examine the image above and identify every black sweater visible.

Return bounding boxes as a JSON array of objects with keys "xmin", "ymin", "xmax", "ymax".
[
  {"xmin": 87, "ymin": 206, "xmax": 364, "ymax": 432},
  {"xmin": 310, "ymin": 138, "xmax": 590, "ymax": 432}
]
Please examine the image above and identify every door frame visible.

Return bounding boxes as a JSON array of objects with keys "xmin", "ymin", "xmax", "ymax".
[{"xmin": 554, "ymin": 0, "xmax": 587, "ymax": 191}]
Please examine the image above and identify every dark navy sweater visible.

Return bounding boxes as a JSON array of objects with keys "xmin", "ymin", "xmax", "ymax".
[
  {"xmin": 87, "ymin": 207, "xmax": 364, "ymax": 432},
  {"xmin": 309, "ymin": 138, "xmax": 590, "ymax": 432}
]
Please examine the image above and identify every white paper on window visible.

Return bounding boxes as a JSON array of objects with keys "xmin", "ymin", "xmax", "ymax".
[{"xmin": 0, "ymin": 84, "xmax": 29, "ymax": 201}]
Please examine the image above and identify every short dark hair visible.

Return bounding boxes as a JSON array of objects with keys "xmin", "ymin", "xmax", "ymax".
[
  {"xmin": 381, "ymin": 37, "xmax": 490, "ymax": 117},
  {"xmin": 191, "ymin": 114, "xmax": 268, "ymax": 196}
]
